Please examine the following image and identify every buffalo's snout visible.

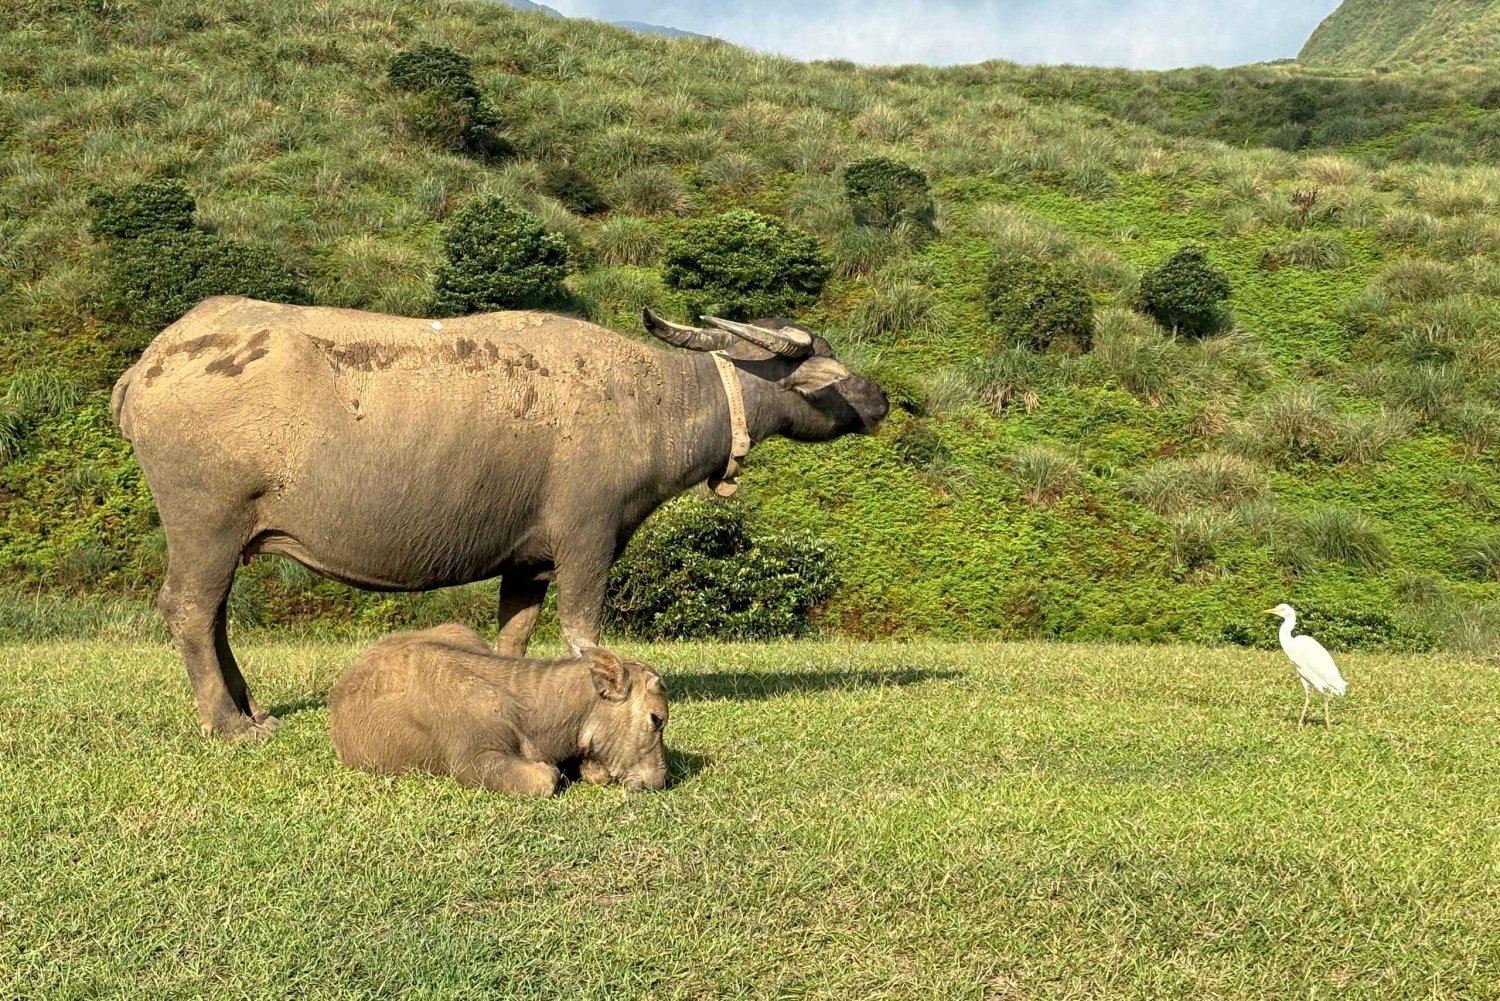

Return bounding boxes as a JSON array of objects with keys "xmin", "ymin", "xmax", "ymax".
[{"xmin": 622, "ymin": 766, "xmax": 668, "ymax": 792}]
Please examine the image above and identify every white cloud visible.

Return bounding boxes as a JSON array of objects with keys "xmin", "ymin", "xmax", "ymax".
[{"xmin": 552, "ymin": 0, "xmax": 1342, "ymax": 69}]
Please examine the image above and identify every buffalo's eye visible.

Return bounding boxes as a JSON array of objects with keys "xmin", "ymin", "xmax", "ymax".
[{"xmin": 649, "ymin": 713, "xmax": 665, "ymax": 732}]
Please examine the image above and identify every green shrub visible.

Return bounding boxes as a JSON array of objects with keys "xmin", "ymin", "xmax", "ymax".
[
  {"xmin": 1384, "ymin": 363, "xmax": 1464, "ymax": 422},
  {"xmin": 1234, "ymin": 383, "xmax": 1337, "ymax": 465},
  {"xmin": 968, "ymin": 346, "xmax": 1045, "ymax": 414},
  {"xmin": 388, "ymin": 45, "xmax": 509, "ymax": 160},
  {"xmin": 1090, "ymin": 308, "xmax": 1177, "ymax": 405},
  {"xmin": 1463, "ymin": 535, "xmax": 1500, "ymax": 582},
  {"xmin": 5, "ymin": 368, "xmax": 83, "ymax": 421},
  {"xmin": 1376, "ymin": 258, "xmax": 1455, "ymax": 303},
  {"xmin": 1010, "ymin": 445, "xmax": 1081, "ymax": 505},
  {"xmin": 387, "ymin": 44, "xmax": 476, "ymax": 93},
  {"xmin": 0, "ymin": 404, "xmax": 26, "ymax": 465},
  {"xmin": 1126, "ymin": 452, "xmax": 1266, "ymax": 516},
  {"xmin": 1259, "ymin": 233, "xmax": 1349, "ymax": 271},
  {"xmin": 591, "ymin": 216, "xmax": 659, "ymax": 267},
  {"xmin": 606, "ymin": 496, "xmax": 837, "ymax": 641},
  {"xmin": 102, "ymin": 230, "xmax": 307, "ymax": 327},
  {"xmin": 428, "ymin": 196, "xmax": 570, "ymax": 315},
  {"xmin": 1327, "ymin": 408, "xmax": 1410, "ymax": 464},
  {"xmin": 661, "ymin": 209, "xmax": 830, "ymax": 320},
  {"xmin": 1447, "ymin": 401, "xmax": 1500, "ymax": 456},
  {"xmin": 842, "ymin": 156, "xmax": 936, "ymax": 234},
  {"xmin": 1168, "ymin": 509, "xmax": 1236, "ymax": 570},
  {"xmin": 609, "ymin": 167, "xmax": 689, "ymax": 217},
  {"xmin": 542, "ymin": 163, "xmax": 606, "ymax": 215},
  {"xmin": 86, "ymin": 179, "xmax": 195, "ymax": 240},
  {"xmin": 1283, "ymin": 507, "xmax": 1389, "ymax": 572},
  {"xmin": 831, "ymin": 225, "xmax": 906, "ymax": 278},
  {"xmin": 1232, "ymin": 498, "xmax": 1288, "ymax": 544},
  {"xmin": 1138, "ymin": 245, "xmax": 1231, "ymax": 338},
  {"xmin": 890, "ymin": 417, "xmax": 966, "ymax": 489},
  {"xmin": 849, "ymin": 271, "xmax": 942, "ymax": 342},
  {"xmin": 986, "ymin": 253, "xmax": 1093, "ymax": 352}
]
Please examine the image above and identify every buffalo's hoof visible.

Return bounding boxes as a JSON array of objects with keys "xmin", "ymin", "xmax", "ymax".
[{"xmin": 202, "ymin": 713, "xmax": 283, "ymax": 741}]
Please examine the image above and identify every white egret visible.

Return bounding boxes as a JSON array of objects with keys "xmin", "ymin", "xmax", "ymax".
[{"xmin": 1264, "ymin": 603, "xmax": 1347, "ymax": 728}]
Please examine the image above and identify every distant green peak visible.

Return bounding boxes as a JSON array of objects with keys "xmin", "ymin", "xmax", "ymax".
[{"xmin": 1300, "ymin": 0, "xmax": 1500, "ymax": 68}]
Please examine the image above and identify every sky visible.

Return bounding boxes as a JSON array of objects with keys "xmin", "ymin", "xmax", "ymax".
[{"xmin": 552, "ymin": 0, "xmax": 1346, "ymax": 70}]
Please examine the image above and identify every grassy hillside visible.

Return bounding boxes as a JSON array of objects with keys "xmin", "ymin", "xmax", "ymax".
[
  {"xmin": 3, "ymin": 638, "xmax": 1496, "ymax": 996},
  {"xmin": 1301, "ymin": 0, "xmax": 1500, "ymax": 69},
  {"xmin": 1, "ymin": 0, "xmax": 1498, "ymax": 652}
]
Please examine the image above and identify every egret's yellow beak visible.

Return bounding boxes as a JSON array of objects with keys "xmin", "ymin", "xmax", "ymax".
[{"xmin": 1262, "ymin": 608, "xmax": 1279, "ymax": 615}]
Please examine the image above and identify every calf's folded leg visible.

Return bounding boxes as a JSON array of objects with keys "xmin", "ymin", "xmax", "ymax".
[{"xmin": 454, "ymin": 751, "xmax": 562, "ymax": 797}]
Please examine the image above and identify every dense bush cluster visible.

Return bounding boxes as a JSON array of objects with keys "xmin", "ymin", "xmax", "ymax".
[
  {"xmin": 92, "ymin": 181, "xmax": 306, "ymax": 327},
  {"xmin": 842, "ymin": 156, "xmax": 936, "ymax": 234},
  {"xmin": 662, "ymin": 209, "xmax": 830, "ymax": 320},
  {"xmin": 986, "ymin": 253, "xmax": 1094, "ymax": 352},
  {"xmin": 103, "ymin": 231, "xmax": 307, "ymax": 328},
  {"xmin": 1138, "ymin": 246, "xmax": 1232, "ymax": 338},
  {"xmin": 86, "ymin": 179, "xmax": 195, "ymax": 239},
  {"xmin": 388, "ymin": 44, "xmax": 511, "ymax": 160},
  {"xmin": 606, "ymin": 497, "xmax": 838, "ymax": 640},
  {"xmin": 428, "ymin": 196, "xmax": 571, "ymax": 315}
]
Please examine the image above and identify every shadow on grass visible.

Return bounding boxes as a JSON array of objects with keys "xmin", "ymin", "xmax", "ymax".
[
  {"xmin": 269, "ymin": 668, "xmax": 961, "ymax": 718},
  {"xmin": 665, "ymin": 668, "xmax": 961, "ymax": 702},
  {"xmin": 665, "ymin": 748, "xmax": 711, "ymax": 788},
  {"xmin": 268, "ymin": 694, "xmax": 329, "ymax": 720}
]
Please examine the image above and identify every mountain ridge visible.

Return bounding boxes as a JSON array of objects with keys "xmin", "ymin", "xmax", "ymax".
[{"xmin": 491, "ymin": 0, "xmax": 717, "ymax": 43}]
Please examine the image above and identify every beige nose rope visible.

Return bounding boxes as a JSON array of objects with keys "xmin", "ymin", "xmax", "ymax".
[{"xmin": 709, "ymin": 352, "xmax": 751, "ymax": 498}]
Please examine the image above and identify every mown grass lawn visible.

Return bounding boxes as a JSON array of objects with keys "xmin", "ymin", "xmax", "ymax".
[{"xmin": 1, "ymin": 638, "xmax": 1495, "ymax": 999}]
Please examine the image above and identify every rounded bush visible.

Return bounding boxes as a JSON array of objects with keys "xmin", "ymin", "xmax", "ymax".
[
  {"xmin": 842, "ymin": 156, "xmax": 936, "ymax": 233},
  {"xmin": 1138, "ymin": 245, "xmax": 1231, "ymax": 339},
  {"xmin": 986, "ymin": 253, "xmax": 1094, "ymax": 352},
  {"xmin": 388, "ymin": 44, "xmax": 475, "ymax": 93},
  {"xmin": 103, "ymin": 230, "xmax": 307, "ymax": 327},
  {"xmin": 388, "ymin": 45, "xmax": 509, "ymax": 160},
  {"xmin": 87, "ymin": 179, "xmax": 195, "ymax": 240},
  {"xmin": 606, "ymin": 496, "xmax": 837, "ymax": 641},
  {"xmin": 428, "ymin": 196, "xmax": 570, "ymax": 315},
  {"xmin": 661, "ymin": 209, "xmax": 830, "ymax": 320}
]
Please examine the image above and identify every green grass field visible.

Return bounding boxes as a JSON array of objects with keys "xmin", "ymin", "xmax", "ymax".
[{"xmin": 1, "ymin": 638, "xmax": 1495, "ymax": 998}]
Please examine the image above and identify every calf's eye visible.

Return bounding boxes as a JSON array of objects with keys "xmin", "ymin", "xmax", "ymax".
[{"xmin": 649, "ymin": 713, "xmax": 665, "ymax": 732}]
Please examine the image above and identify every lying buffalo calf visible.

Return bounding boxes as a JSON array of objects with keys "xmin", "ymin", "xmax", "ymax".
[{"xmin": 330, "ymin": 624, "xmax": 669, "ymax": 795}]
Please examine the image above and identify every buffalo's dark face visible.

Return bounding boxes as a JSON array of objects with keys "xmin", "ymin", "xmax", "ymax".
[{"xmin": 642, "ymin": 310, "xmax": 890, "ymax": 441}]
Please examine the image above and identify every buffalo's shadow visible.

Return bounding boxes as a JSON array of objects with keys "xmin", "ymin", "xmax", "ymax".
[
  {"xmin": 272, "ymin": 668, "xmax": 961, "ymax": 717},
  {"xmin": 268, "ymin": 694, "xmax": 328, "ymax": 719},
  {"xmin": 663, "ymin": 667, "xmax": 960, "ymax": 703}
]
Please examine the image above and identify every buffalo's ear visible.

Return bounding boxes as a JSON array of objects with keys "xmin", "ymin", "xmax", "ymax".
[
  {"xmin": 583, "ymin": 647, "xmax": 630, "ymax": 701},
  {"xmin": 779, "ymin": 356, "xmax": 850, "ymax": 397}
]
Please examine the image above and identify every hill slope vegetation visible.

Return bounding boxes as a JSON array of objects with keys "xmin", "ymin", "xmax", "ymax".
[
  {"xmin": 1301, "ymin": 0, "xmax": 1500, "ymax": 68},
  {"xmin": 0, "ymin": 0, "xmax": 1497, "ymax": 652}
]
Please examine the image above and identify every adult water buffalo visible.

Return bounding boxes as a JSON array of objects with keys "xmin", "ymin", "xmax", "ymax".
[{"xmin": 111, "ymin": 296, "xmax": 887, "ymax": 738}]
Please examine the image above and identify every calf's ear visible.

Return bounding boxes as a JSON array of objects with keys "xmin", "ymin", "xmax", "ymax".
[
  {"xmin": 778, "ymin": 356, "xmax": 850, "ymax": 397},
  {"xmin": 583, "ymin": 647, "xmax": 630, "ymax": 701}
]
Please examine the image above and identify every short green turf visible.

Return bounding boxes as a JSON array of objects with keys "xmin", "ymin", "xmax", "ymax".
[{"xmin": 1, "ymin": 639, "xmax": 1495, "ymax": 998}]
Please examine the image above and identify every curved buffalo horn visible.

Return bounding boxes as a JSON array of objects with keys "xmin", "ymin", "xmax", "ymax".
[
  {"xmin": 701, "ymin": 316, "xmax": 814, "ymax": 358},
  {"xmin": 641, "ymin": 308, "xmax": 734, "ymax": 352}
]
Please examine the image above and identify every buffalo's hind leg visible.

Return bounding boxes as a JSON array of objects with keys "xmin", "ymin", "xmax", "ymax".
[
  {"xmin": 495, "ymin": 570, "xmax": 551, "ymax": 658},
  {"xmin": 158, "ymin": 534, "xmax": 278, "ymax": 740}
]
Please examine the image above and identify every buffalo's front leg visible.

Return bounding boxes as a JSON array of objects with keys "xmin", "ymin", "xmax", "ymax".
[{"xmin": 495, "ymin": 570, "xmax": 551, "ymax": 658}]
